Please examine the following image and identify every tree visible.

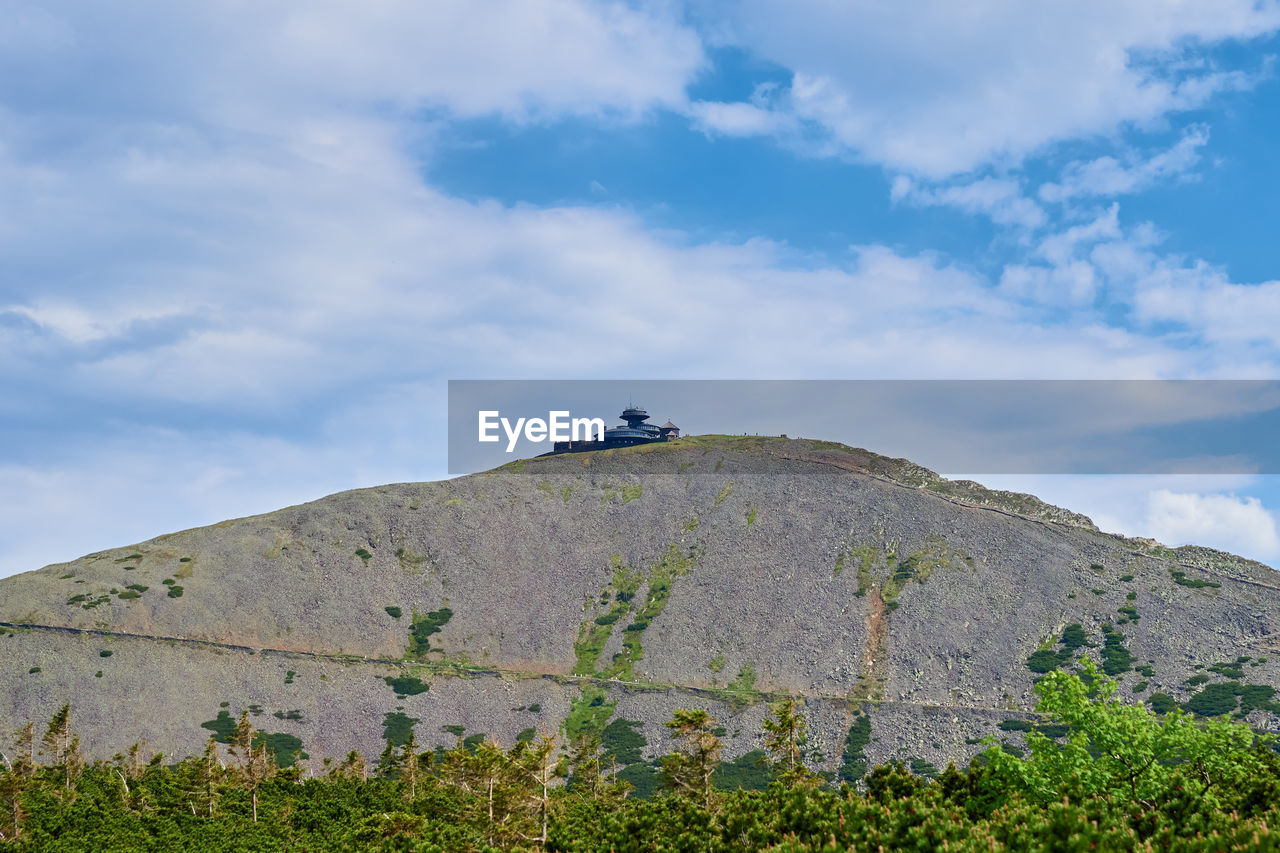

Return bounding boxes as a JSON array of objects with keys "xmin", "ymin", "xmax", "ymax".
[
  {"xmin": 375, "ymin": 738, "xmax": 399, "ymax": 780},
  {"xmin": 189, "ymin": 737, "xmax": 225, "ymax": 817},
  {"xmin": 40, "ymin": 704, "xmax": 83, "ymax": 790},
  {"xmin": 508, "ymin": 733, "xmax": 564, "ymax": 848},
  {"xmin": 331, "ymin": 749, "xmax": 368, "ymax": 781},
  {"xmin": 227, "ymin": 710, "xmax": 275, "ymax": 822},
  {"xmin": 762, "ymin": 697, "xmax": 811, "ymax": 787},
  {"xmin": 660, "ymin": 709, "xmax": 722, "ymax": 811},
  {"xmin": 982, "ymin": 657, "xmax": 1273, "ymax": 818},
  {"xmin": 400, "ymin": 731, "xmax": 420, "ymax": 800},
  {"xmin": 566, "ymin": 733, "xmax": 631, "ymax": 804}
]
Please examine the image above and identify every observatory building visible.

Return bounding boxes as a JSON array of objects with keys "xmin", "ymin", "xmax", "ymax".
[{"xmin": 552, "ymin": 406, "xmax": 679, "ymax": 453}]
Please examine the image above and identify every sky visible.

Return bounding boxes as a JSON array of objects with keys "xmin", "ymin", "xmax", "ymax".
[{"xmin": 3, "ymin": 0, "xmax": 1280, "ymax": 577}]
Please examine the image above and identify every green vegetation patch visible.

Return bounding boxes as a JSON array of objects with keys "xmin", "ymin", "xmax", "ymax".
[
  {"xmin": 602, "ymin": 717, "xmax": 647, "ymax": 766},
  {"xmin": 1170, "ymin": 569, "xmax": 1221, "ymax": 589},
  {"xmin": 1099, "ymin": 625, "xmax": 1132, "ymax": 675},
  {"xmin": 573, "ymin": 562, "xmax": 643, "ymax": 675},
  {"xmin": 381, "ymin": 712, "xmax": 419, "ymax": 747},
  {"xmin": 407, "ymin": 607, "xmax": 454, "ymax": 658},
  {"xmin": 1026, "ymin": 623, "xmax": 1091, "ymax": 674},
  {"xmin": 384, "ymin": 606, "xmax": 402, "ymax": 619},
  {"xmin": 714, "ymin": 750, "xmax": 773, "ymax": 790},
  {"xmin": 998, "ymin": 719, "xmax": 1034, "ymax": 732},
  {"xmin": 909, "ymin": 758, "xmax": 940, "ymax": 779},
  {"xmin": 728, "ymin": 663, "xmax": 757, "ymax": 693},
  {"xmin": 99, "ymin": 650, "xmax": 113, "ymax": 658},
  {"xmin": 167, "ymin": 585, "xmax": 184, "ymax": 598},
  {"xmin": 601, "ymin": 544, "xmax": 700, "ymax": 680},
  {"xmin": 253, "ymin": 732, "xmax": 307, "ymax": 768},
  {"xmin": 355, "ymin": 548, "xmax": 372, "ymax": 562},
  {"xmin": 383, "ymin": 675, "xmax": 430, "ymax": 696},
  {"xmin": 1209, "ymin": 661, "xmax": 1246, "ymax": 679},
  {"xmin": 600, "ymin": 483, "xmax": 643, "ymax": 505},
  {"xmin": 838, "ymin": 712, "xmax": 872, "ymax": 784},
  {"xmin": 564, "ymin": 686, "xmax": 616, "ymax": 742},
  {"xmin": 1183, "ymin": 682, "xmax": 1280, "ymax": 718},
  {"xmin": 1147, "ymin": 692, "xmax": 1178, "ymax": 714},
  {"xmin": 200, "ymin": 711, "xmax": 237, "ymax": 744}
]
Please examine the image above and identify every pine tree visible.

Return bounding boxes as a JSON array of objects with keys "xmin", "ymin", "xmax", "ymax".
[
  {"xmin": 333, "ymin": 749, "xmax": 368, "ymax": 781},
  {"xmin": 400, "ymin": 731, "xmax": 420, "ymax": 800},
  {"xmin": 375, "ymin": 738, "xmax": 399, "ymax": 779},
  {"xmin": 660, "ymin": 709, "xmax": 722, "ymax": 811},
  {"xmin": 227, "ymin": 710, "xmax": 275, "ymax": 822},
  {"xmin": 40, "ymin": 704, "xmax": 82, "ymax": 790},
  {"xmin": 762, "ymin": 697, "xmax": 812, "ymax": 787},
  {"xmin": 508, "ymin": 733, "xmax": 563, "ymax": 848},
  {"xmin": 191, "ymin": 737, "xmax": 224, "ymax": 817},
  {"xmin": 1, "ymin": 721, "xmax": 36, "ymax": 840}
]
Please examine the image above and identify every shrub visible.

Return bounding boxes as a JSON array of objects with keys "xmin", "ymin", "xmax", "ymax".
[
  {"xmin": 1170, "ymin": 569, "xmax": 1221, "ymax": 589},
  {"xmin": 407, "ymin": 608, "xmax": 453, "ymax": 657},
  {"xmin": 384, "ymin": 606, "xmax": 402, "ymax": 619},
  {"xmin": 383, "ymin": 675, "xmax": 430, "ymax": 696},
  {"xmin": 1099, "ymin": 626, "xmax": 1131, "ymax": 675}
]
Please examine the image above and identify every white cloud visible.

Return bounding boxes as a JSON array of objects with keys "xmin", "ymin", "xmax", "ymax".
[
  {"xmin": 688, "ymin": 99, "xmax": 795, "ymax": 137},
  {"xmin": 892, "ymin": 176, "xmax": 1047, "ymax": 229},
  {"xmin": 971, "ymin": 475, "xmax": 1280, "ymax": 566},
  {"xmin": 1145, "ymin": 490, "xmax": 1280, "ymax": 559},
  {"xmin": 695, "ymin": 0, "xmax": 1280, "ymax": 176},
  {"xmin": 999, "ymin": 261, "xmax": 1098, "ymax": 305},
  {"xmin": 1, "ymin": 1, "xmax": 704, "ymax": 127},
  {"xmin": 1040, "ymin": 125, "xmax": 1212, "ymax": 202},
  {"xmin": 4, "ymin": 1, "xmax": 1280, "ymax": 578}
]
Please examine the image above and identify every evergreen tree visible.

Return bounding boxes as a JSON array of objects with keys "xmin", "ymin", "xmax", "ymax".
[
  {"xmin": 400, "ymin": 731, "xmax": 420, "ymax": 800},
  {"xmin": 567, "ymin": 732, "xmax": 631, "ymax": 803},
  {"xmin": 762, "ymin": 696, "xmax": 812, "ymax": 787},
  {"xmin": 190, "ymin": 736, "xmax": 224, "ymax": 818},
  {"xmin": 660, "ymin": 709, "xmax": 722, "ymax": 811},
  {"xmin": 375, "ymin": 738, "xmax": 399, "ymax": 779},
  {"xmin": 508, "ymin": 733, "xmax": 563, "ymax": 848},
  {"xmin": 40, "ymin": 704, "xmax": 83, "ymax": 790},
  {"xmin": 332, "ymin": 749, "xmax": 368, "ymax": 781},
  {"xmin": 227, "ymin": 710, "xmax": 275, "ymax": 822}
]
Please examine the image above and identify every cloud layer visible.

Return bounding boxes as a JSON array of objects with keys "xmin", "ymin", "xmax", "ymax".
[{"xmin": 3, "ymin": 2, "xmax": 1280, "ymax": 575}]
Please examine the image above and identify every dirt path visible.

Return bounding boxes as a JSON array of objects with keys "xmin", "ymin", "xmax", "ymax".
[{"xmin": 852, "ymin": 585, "xmax": 889, "ymax": 701}]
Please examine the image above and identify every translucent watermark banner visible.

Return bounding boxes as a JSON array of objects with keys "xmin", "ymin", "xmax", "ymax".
[{"xmin": 447, "ymin": 380, "xmax": 1280, "ymax": 475}]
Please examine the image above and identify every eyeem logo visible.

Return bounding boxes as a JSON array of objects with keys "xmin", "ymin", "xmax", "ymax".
[{"xmin": 478, "ymin": 411, "xmax": 606, "ymax": 452}]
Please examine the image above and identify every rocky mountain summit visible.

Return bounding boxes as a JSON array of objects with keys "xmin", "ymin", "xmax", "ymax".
[{"xmin": 2, "ymin": 435, "xmax": 1278, "ymax": 783}]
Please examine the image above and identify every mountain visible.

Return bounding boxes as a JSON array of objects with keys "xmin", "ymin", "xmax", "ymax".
[{"xmin": 2, "ymin": 435, "xmax": 1278, "ymax": 783}]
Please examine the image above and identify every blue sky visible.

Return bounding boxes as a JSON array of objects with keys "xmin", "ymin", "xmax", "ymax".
[{"xmin": 4, "ymin": 0, "xmax": 1280, "ymax": 577}]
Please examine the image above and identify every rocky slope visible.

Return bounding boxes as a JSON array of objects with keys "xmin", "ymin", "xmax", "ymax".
[{"xmin": 2, "ymin": 436, "xmax": 1278, "ymax": 780}]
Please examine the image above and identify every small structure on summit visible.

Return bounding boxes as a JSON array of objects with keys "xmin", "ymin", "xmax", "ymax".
[{"xmin": 552, "ymin": 406, "xmax": 679, "ymax": 453}]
